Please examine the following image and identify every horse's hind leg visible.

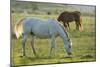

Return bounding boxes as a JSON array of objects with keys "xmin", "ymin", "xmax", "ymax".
[
  {"xmin": 22, "ymin": 33, "xmax": 28, "ymax": 57},
  {"xmin": 75, "ymin": 22, "xmax": 79, "ymax": 30},
  {"xmin": 75, "ymin": 17, "xmax": 83, "ymax": 31},
  {"xmin": 31, "ymin": 36, "xmax": 37, "ymax": 56}
]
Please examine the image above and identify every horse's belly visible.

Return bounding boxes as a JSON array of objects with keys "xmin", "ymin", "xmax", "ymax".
[
  {"xmin": 35, "ymin": 35, "xmax": 50, "ymax": 39},
  {"xmin": 35, "ymin": 33, "xmax": 51, "ymax": 39},
  {"xmin": 33, "ymin": 27, "xmax": 51, "ymax": 39}
]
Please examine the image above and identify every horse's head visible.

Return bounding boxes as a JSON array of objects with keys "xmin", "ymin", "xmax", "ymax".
[
  {"xmin": 53, "ymin": 19, "xmax": 72, "ymax": 55},
  {"xmin": 59, "ymin": 23, "xmax": 72, "ymax": 55},
  {"xmin": 66, "ymin": 38, "xmax": 72, "ymax": 55}
]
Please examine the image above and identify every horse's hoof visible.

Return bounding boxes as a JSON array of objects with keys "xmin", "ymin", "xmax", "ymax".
[
  {"xmin": 19, "ymin": 55, "xmax": 24, "ymax": 57},
  {"xmin": 68, "ymin": 52, "xmax": 72, "ymax": 55},
  {"xmin": 34, "ymin": 54, "xmax": 38, "ymax": 57},
  {"xmin": 65, "ymin": 56, "xmax": 72, "ymax": 58},
  {"xmin": 19, "ymin": 55, "xmax": 26, "ymax": 58}
]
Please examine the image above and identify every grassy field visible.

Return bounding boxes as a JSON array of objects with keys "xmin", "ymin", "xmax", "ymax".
[{"xmin": 11, "ymin": 13, "xmax": 96, "ymax": 66}]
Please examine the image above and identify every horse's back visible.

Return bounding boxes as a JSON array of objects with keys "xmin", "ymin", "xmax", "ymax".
[
  {"xmin": 31, "ymin": 19, "xmax": 60, "ymax": 38},
  {"xmin": 23, "ymin": 17, "xmax": 58, "ymax": 38},
  {"xmin": 57, "ymin": 11, "xmax": 81, "ymax": 22}
]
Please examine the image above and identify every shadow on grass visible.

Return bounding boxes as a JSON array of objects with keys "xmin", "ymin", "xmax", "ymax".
[
  {"xmin": 80, "ymin": 54, "xmax": 94, "ymax": 59},
  {"xmin": 12, "ymin": 54, "xmax": 95, "ymax": 67},
  {"xmin": 19, "ymin": 55, "xmax": 73, "ymax": 62}
]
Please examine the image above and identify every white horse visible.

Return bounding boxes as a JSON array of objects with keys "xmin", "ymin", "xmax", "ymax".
[{"xmin": 14, "ymin": 17, "xmax": 72, "ymax": 57}]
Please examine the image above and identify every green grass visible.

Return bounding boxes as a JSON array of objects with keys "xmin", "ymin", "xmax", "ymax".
[{"xmin": 11, "ymin": 13, "xmax": 96, "ymax": 66}]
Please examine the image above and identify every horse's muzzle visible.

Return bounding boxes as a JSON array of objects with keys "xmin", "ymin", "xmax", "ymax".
[{"xmin": 68, "ymin": 52, "xmax": 72, "ymax": 55}]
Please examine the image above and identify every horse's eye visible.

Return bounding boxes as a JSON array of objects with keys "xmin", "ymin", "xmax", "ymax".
[
  {"xmin": 68, "ymin": 39, "xmax": 70, "ymax": 41},
  {"xmin": 69, "ymin": 45, "xmax": 71, "ymax": 48}
]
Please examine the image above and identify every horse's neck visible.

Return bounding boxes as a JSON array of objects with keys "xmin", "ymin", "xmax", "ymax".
[{"xmin": 57, "ymin": 22, "xmax": 69, "ymax": 41}]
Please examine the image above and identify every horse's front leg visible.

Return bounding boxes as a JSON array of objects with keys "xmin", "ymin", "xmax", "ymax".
[
  {"xmin": 50, "ymin": 36, "xmax": 56, "ymax": 56},
  {"xmin": 63, "ymin": 22, "xmax": 67, "ymax": 28},
  {"xmin": 63, "ymin": 22, "xmax": 69, "ymax": 31},
  {"xmin": 31, "ymin": 36, "xmax": 37, "ymax": 56},
  {"xmin": 67, "ymin": 22, "xmax": 70, "ymax": 30}
]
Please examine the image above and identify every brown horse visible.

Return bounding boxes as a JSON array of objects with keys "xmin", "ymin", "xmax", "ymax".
[{"xmin": 57, "ymin": 11, "xmax": 83, "ymax": 31}]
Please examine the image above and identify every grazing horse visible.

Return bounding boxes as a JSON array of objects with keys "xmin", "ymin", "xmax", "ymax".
[
  {"xmin": 57, "ymin": 11, "xmax": 83, "ymax": 31},
  {"xmin": 14, "ymin": 17, "xmax": 72, "ymax": 57}
]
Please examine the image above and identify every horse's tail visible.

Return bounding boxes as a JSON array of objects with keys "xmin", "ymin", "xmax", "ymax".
[
  {"xmin": 14, "ymin": 18, "xmax": 24, "ymax": 39},
  {"xmin": 79, "ymin": 16, "xmax": 83, "ymax": 31}
]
